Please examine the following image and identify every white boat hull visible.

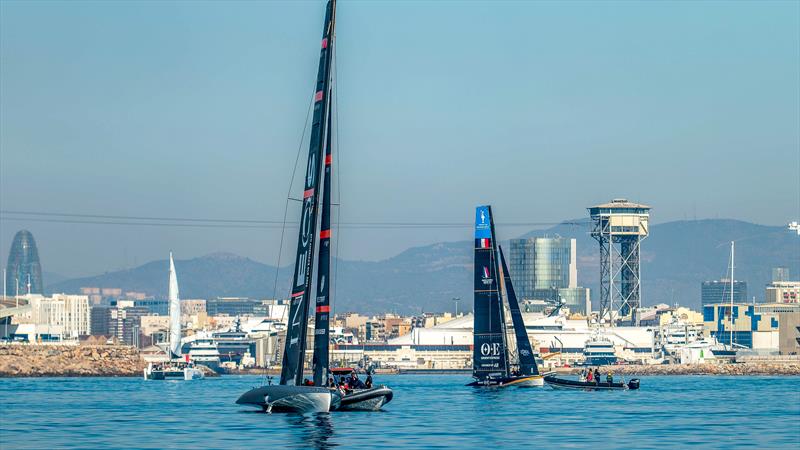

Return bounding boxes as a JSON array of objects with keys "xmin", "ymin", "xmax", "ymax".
[
  {"xmin": 184, "ymin": 367, "xmax": 204, "ymax": 380},
  {"xmin": 509, "ymin": 375, "xmax": 545, "ymax": 387},
  {"xmin": 143, "ymin": 363, "xmax": 204, "ymax": 381},
  {"xmin": 236, "ymin": 385, "xmax": 337, "ymax": 413}
]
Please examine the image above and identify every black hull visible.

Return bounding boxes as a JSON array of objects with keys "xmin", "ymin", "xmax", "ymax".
[
  {"xmin": 544, "ymin": 375, "xmax": 640, "ymax": 391},
  {"xmin": 338, "ymin": 386, "xmax": 394, "ymax": 411}
]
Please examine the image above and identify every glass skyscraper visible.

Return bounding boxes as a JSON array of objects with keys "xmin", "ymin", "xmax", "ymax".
[
  {"xmin": 509, "ymin": 237, "xmax": 589, "ymax": 314},
  {"xmin": 701, "ymin": 280, "xmax": 748, "ymax": 306},
  {"xmin": 509, "ymin": 236, "xmax": 577, "ymax": 299},
  {"xmin": 5, "ymin": 230, "xmax": 44, "ymax": 295}
]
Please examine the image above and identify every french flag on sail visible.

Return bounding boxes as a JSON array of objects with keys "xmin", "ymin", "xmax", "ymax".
[
  {"xmin": 478, "ymin": 238, "xmax": 491, "ymax": 248},
  {"xmin": 483, "ymin": 267, "xmax": 490, "ymax": 279}
]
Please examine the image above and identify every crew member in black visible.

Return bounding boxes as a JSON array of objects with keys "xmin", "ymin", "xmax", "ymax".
[
  {"xmin": 349, "ymin": 373, "xmax": 366, "ymax": 389},
  {"xmin": 365, "ymin": 374, "xmax": 373, "ymax": 389}
]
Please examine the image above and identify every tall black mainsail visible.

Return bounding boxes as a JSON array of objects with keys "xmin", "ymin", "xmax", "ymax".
[
  {"xmin": 499, "ymin": 246, "xmax": 539, "ymax": 376},
  {"xmin": 280, "ymin": 0, "xmax": 336, "ymax": 386},
  {"xmin": 312, "ymin": 104, "xmax": 333, "ymax": 387},
  {"xmin": 472, "ymin": 205, "xmax": 508, "ymax": 381}
]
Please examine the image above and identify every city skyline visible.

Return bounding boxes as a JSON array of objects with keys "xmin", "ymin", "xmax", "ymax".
[{"xmin": 1, "ymin": 1, "xmax": 798, "ymax": 277}]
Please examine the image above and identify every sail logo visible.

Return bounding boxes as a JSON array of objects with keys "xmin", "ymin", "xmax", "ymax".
[
  {"xmin": 520, "ymin": 349, "xmax": 531, "ymax": 357},
  {"xmin": 295, "ymin": 153, "xmax": 317, "ymax": 287},
  {"xmin": 481, "ymin": 266, "xmax": 493, "ymax": 285},
  {"xmin": 480, "ymin": 342, "xmax": 501, "ymax": 356}
]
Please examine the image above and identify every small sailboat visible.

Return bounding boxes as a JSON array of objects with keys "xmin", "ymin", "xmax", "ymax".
[
  {"xmin": 143, "ymin": 252, "xmax": 204, "ymax": 380},
  {"xmin": 467, "ymin": 205, "xmax": 543, "ymax": 388},
  {"xmin": 236, "ymin": 0, "xmax": 391, "ymax": 413}
]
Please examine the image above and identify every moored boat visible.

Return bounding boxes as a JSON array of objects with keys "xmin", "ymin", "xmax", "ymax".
[
  {"xmin": 581, "ymin": 331, "xmax": 618, "ymax": 366},
  {"xmin": 144, "ymin": 252, "xmax": 204, "ymax": 381}
]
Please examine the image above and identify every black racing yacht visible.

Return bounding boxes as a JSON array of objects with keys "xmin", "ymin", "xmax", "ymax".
[
  {"xmin": 236, "ymin": 0, "xmax": 391, "ymax": 412},
  {"xmin": 467, "ymin": 205, "xmax": 544, "ymax": 388}
]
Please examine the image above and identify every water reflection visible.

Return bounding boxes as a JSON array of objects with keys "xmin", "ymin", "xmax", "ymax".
[{"xmin": 287, "ymin": 412, "xmax": 337, "ymax": 449}]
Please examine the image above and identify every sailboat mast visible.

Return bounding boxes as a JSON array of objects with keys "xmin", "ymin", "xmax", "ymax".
[
  {"xmin": 280, "ymin": 0, "xmax": 336, "ymax": 386},
  {"xmin": 730, "ymin": 240, "xmax": 734, "ymax": 348},
  {"xmin": 491, "ymin": 227, "xmax": 511, "ymax": 378},
  {"xmin": 312, "ymin": 102, "xmax": 334, "ymax": 387}
]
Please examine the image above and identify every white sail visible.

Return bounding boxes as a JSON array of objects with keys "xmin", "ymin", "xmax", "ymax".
[{"xmin": 168, "ymin": 252, "xmax": 181, "ymax": 358}]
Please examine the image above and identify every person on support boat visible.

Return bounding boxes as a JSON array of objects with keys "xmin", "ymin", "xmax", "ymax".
[
  {"xmin": 586, "ymin": 368, "xmax": 594, "ymax": 383},
  {"xmin": 365, "ymin": 373, "xmax": 373, "ymax": 389},
  {"xmin": 606, "ymin": 372, "xmax": 613, "ymax": 384},
  {"xmin": 594, "ymin": 368, "xmax": 600, "ymax": 385},
  {"xmin": 349, "ymin": 372, "xmax": 366, "ymax": 389}
]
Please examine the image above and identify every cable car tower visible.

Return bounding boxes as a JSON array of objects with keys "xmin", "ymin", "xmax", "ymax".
[{"xmin": 588, "ymin": 199, "xmax": 650, "ymax": 324}]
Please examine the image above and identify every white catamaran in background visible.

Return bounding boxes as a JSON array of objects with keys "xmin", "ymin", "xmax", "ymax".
[{"xmin": 143, "ymin": 253, "xmax": 204, "ymax": 381}]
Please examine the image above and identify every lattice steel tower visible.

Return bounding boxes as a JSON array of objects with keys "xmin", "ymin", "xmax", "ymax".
[{"xmin": 588, "ymin": 199, "xmax": 650, "ymax": 324}]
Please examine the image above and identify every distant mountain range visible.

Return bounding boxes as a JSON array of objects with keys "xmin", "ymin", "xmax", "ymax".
[{"xmin": 47, "ymin": 219, "xmax": 799, "ymax": 314}]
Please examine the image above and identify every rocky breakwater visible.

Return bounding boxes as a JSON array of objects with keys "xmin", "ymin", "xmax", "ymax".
[
  {"xmin": 0, "ymin": 344, "xmax": 146, "ymax": 377},
  {"xmin": 596, "ymin": 362, "xmax": 800, "ymax": 376}
]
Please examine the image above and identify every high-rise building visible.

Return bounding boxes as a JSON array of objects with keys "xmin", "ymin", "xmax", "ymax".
[
  {"xmin": 701, "ymin": 280, "xmax": 748, "ymax": 306},
  {"xmin": 5, "ymin": 230, "xmax": 44, "ymax": 295},
  {"xmin": 109, "ymin": 306, "xmax": 150, "ymax": 347},
  {"xmin": 509, "ymin": 237, "xmax": 577, "ymax": 299},
  {"xmin": 90, "ymin": 306, "xmax": 112, "ymax": 336},
  {"xmin": 509, "ymin": 237, "xmax": 591, "ymax": 315}
]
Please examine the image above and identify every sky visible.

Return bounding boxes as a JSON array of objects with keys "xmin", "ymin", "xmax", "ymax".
[{"xmin": 1, "ymin": 0, "xmax": 798, "ymax": 278}]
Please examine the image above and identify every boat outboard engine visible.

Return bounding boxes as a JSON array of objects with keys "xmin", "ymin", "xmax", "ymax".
[{"xmin": 627, "ymin": 379, "xmax": 640, "ymax": 390}]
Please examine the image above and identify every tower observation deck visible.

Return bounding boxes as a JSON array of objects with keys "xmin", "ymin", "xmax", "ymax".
[{"xmin": 588, "ymin": 199, "xmax": 650, "ymax": 324}]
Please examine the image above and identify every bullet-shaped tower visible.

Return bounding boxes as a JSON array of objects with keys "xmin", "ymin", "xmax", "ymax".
[{"xmin": 588, "ymin": 199, "xmax": 650, "ymax": 324}]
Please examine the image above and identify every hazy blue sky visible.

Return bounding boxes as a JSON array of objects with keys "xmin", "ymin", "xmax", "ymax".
[{"xmin": 1, "ymin": 0, "xmax": 798, "ymax": 278}]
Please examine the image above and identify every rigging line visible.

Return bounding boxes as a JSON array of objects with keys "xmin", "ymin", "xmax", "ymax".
[
  {"xmin": 273, "ymin": 92, "xmax": 316, "ymax": 317},
  {"xmin": 0, "ymin": 210, "xmax": 588, "ymax": 227},
  {"xmin": 0, "ymin": 209, "xmax": 284, "ymax": 224},
  {"xmin": 332, "ymin": 35, "xmax": 341, "ymax": 319},
  {"xmin": 0, "ymin": 217, "xmax": 277, "ymax": 229},
  {"xmin": 0, "ymin": 216, "xmax": 588, "ymax": 229}
]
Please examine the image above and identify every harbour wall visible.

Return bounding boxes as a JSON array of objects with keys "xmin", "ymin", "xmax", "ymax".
[
  {"xmin": 0, "ymin": 344, "xmax": 145, "ymax": 377},
  {"xmin": 588, "ymin": 362, "xmax": 800, "ymax": 376}
]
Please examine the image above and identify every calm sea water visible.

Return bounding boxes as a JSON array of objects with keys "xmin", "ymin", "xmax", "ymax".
[{"xmin": 1, "ymin": 375, "xmax": 799, "ymax": 449}]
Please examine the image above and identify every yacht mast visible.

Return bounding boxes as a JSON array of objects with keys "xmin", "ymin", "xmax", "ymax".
[
  {"xmin": 280, "ymin": 0, "xmax": 336, "ymax": 386},
  {"xmin": 729, "ymin": 241, "xmax": 734, "ymax": 348}
]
